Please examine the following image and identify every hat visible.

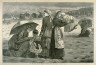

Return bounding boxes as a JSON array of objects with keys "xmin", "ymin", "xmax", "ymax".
[{"xmin": 44, "ymin": 9, "xmax": 51, "ymax": 15}]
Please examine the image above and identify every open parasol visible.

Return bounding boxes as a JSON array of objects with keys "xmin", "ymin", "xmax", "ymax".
[{"xmin": 10, "ymin": 20, "xmax": 38, "ymax": 35}]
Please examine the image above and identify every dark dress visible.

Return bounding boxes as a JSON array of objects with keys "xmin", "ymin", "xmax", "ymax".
[
  {"xmin": 40, "ymin": 16, "xmax": 53, "ymax": 58},
  {"xmin": 8, "ymin": 30, "xmax": 30, "ymax": 57},
  {"xmin": 50, "ymin": 18, "xmax": 65, "ymax": 59}
]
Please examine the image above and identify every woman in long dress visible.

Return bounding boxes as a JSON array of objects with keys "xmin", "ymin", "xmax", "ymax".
[
  {"xmin": 50, "ymin": 11, "xmax": 66, "ymax": 60},
  {"xmin": 40, "ymin": 10, "xmax": 53, "ymax": 58},
  {"xmin": 8, "ymin": 26, "xmax": 32, "ymax": 57}
]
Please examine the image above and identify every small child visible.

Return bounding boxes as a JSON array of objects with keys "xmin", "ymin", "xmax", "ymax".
[{"xmin": 30, "ymin": 29, "xmax": 42, "ymax": 58}]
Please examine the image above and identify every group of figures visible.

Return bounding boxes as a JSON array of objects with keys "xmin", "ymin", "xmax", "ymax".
[
  {"xmin": 7, "ymin": 9, "xmax": 92, "ymax": 60},
  {"xmin": 20, "ymin": 11, "xmax": 43, "ymax": 20}
]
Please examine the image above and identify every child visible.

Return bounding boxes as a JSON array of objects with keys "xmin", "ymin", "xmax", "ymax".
[{"xmin": 30, "ymin": 29, "xmax": 42, "ymax": 58}]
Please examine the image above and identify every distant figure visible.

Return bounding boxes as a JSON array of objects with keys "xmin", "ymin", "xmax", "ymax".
[
  {"xmin": 40, "ymin": 9, "xmax": 53, "ymax": 58},
  {"xmin": 32, "ymin": 13, "xmax": 38, "ymax": 18},
  {"xmin": 20, "ymin": 12, "xmax": 30, "ymax": 20},
  {"xmin": 79, "ymin": 18, "xmax": 92, "ymax": 37},
  {"xmin": 79, "ymin": 27, "xmax": 92, "ymax": 37},
  {"xmin": 20, "ymin": 13, "xmax": 25, "ymax": 20},
  {"xmin": 25, "ymin": 12, "xmax": 30, "ymax": 20}
]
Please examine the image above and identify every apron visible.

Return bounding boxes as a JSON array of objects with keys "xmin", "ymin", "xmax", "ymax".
[{"xmin": 54, "ymin": 27, "xmax": 64, "ymax": 49}]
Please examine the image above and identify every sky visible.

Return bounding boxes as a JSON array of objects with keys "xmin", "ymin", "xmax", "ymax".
[{"xmin": 3, "ymin": 2, "xmax": 93, "ymax": 8}]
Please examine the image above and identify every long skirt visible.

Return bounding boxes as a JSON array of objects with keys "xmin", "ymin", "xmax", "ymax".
[
  {"xmin": 9, "ymin": 41, "xmax": 30, "ymax": 57},
  {"xmin": 40, "ymin": 37, "xmax": 51, "ymax": 58},
  {"xmin": 50, "ymin": 28, "xmax": 65, "ymax": 59}
]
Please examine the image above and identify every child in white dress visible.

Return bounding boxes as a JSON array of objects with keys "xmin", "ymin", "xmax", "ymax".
[{"xmin": 29, "ymin": 29, "xmax": 42, "ymax": 58}]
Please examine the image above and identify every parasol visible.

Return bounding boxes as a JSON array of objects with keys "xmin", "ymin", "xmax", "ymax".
[{"xmin": 10, "ymin": 20, "xmax": 38, "ymax": 35}]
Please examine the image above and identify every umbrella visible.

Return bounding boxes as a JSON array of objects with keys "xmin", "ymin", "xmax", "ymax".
[
  {"xmin": 10, "ymin": 20, "xmax": 38, "ymax": 35},
  {"xmin": 11, "ymin": 22, "xmax": 20, "ymax": 32},
  {"xmin": 78, "ymin": 18, "xmax": 92, "ymax": 29}
]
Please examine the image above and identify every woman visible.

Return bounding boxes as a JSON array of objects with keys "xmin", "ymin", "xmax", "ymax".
[
  {"xmin": 78, "ymin": 18, "xmax": 92, "ymax": 37},
  {"xmin": 8, "ymin": 25, "xmax": 32, "ymax": 57},
  {"xmin": 40, "ymin": 9, "xmax": 53, "ymax": 58},
  {"xmin": 50, "ymin": 11, "xmax": 66, "ymax": 60}
]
